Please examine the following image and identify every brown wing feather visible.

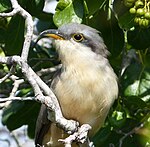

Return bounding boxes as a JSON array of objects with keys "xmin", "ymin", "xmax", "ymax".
[
  {"xmin": 35, "ymin": 69, "xmax": 61, "ymax": 146},
  {"xmin": 35, "ymin": 104, "xmax": 50, "ymax": 146}
]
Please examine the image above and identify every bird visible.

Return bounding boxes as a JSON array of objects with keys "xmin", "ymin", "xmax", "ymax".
[{"xmin": 35, "ymin": 23, "xmax": 118, "ymax": 147}]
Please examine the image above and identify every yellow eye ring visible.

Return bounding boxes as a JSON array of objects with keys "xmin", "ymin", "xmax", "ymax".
[{"xmin": 72, "ymin": 33, "xmax": 84, "ymax": 42}]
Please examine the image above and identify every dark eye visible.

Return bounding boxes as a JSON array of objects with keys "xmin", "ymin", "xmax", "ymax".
[{"xmin": 72, "ymin": 34, "xmax": 84, "ymax": 42}]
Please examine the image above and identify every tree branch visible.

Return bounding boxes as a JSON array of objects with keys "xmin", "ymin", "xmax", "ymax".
[
  {"xmin": 10, "ymin": 78, "xmax": 24, "ymax": 97},
  {"xmin": 59, "ymin": 124, "xmax": 93, "ymax": 147},
  {"xmin": 0, "ymin": 56, "xmax": 79, "ymax": 139}
]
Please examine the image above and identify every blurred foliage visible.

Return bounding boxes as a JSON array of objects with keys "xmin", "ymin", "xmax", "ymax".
[{"xmin": 0, "ymin": 0, "xmax": 150, "ymax": 146}]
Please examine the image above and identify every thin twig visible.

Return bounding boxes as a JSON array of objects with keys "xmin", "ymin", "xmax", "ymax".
[
  {"xmin": 0, "ymin": 65, "xmax": 16, "ymax": 83},
  {"xmin": 10, "ymin": 79, "xmax": 24, "ymax": 97},
  {"xmin": 0, "ymin": 97, "xmax": 34, "ymax": 103},
  {"xmin": 36, "ymin": 64, "xmax": 62, "ymax": 76},
  {"xmin": 0, "ymin": 8, "xmax": 19, "ymax": 17},
  {"xmin": 118, "ymin": 123, "xmax": 144, "ymax": 147}
]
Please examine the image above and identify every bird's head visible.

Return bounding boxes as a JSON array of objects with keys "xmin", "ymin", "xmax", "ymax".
[{"xmin": 36, "ymin": 23, "xmax": 109, "ymax": 64}]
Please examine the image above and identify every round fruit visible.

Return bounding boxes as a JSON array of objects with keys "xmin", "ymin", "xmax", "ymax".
[
  {"xmin": 145, "ymin": 12, "xmax": 150, "ymax": 19},
  {"xmin": 142, "ymin": 19, "xmax": 149, "ymax": 27},
  {"xmin": 138, "ymin": 18, "xmax": 143, "ymax": 26},
  {"xmin": 135, "ymin": 0, "xmax": 144, "ymax": 8},
  {"xmin": 138, "ymin": 18, "xmax": 149, "ymax": 27},
  {"xmin": 136, "ymin": 8, "xmax": 144, "ymax": 16},
  {"xmin": 134, "ymin": 17, "xmax": 141, "ymax": 24},
  {"xmin": 129, "ymin": 7, "xmax": 136, "ymax": 14}
]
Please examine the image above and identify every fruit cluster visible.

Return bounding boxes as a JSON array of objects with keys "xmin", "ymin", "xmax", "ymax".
[{"xmin": 124, "ymin": 0, "xmax": 150, "ymax": 28}]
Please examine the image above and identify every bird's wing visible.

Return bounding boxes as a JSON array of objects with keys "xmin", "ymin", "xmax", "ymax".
[
  {"xmin": 35, "ymin": 104, "xmax": 50, "ymax": 146},
  {"xmin": 35, "ymin": 68, "xmax": 62, "ymax": 146}
]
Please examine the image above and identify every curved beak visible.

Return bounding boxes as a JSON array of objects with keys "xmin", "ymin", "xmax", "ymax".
[
  {"xmin": 39, "ymin": 29, "xmax": 64, "ymax": 40},
  {"xmin": 34, "ymin": 29, "xmax": 64, "ymax": 46}
]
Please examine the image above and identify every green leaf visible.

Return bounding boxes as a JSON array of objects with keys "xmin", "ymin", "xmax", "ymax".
[
  {"xmin": 0, "ymin": 17, "xmax": 7, "ymax": 43},
  {"xmin": 117, "ymin": 11, "xmax": 135, "ymax": 30},
  {"xmin": 26, "ymin": 0, "xmax": 45, "ymax": 17},
  {"xmin": 55, "ymin": 0, "xmax": 71, "ymax": 11},
  {"xmin": 0, "ymin": 0, "xmax": 11, "ymax": 12},
  {"xmin": 127, "ymin": 28, "xmax": 150, "ymax": 50},
  {"xmin": 125, "ymin": 69, "xmax": 150, "ymax": 100},
  {"xmin": 5, "ymin": 15, "xmax": 25, "ymax": 56},
  {"xmin": 109, "ymin": 110, "xmax": 126, "ymax": 128},
  {"xmin": 35, "ymin": 11, "xmax": 54, "ymax": 21},
  {"xmin": 53, "ymin": 0, "xmax": 84, "ymax": 27},
  {"xmin": 89, "ymin": 9, "xmax": 124, "ymax": 57},
  {"xmin": 113, "ymin": 0, "xmax": 135, "ymax": 30},
  {"xmin": 2, "ymin": 101, "xmax": 24, "ymax": 125},
  {"xmin": 85, "ymin": 0, "xmax": 106, "ymax": 16},
  {"xmin": 2, "ymin": 101, "xmax": 40, "ymax": 138},
  {"xmin": 34, "ymin": 0, "xmax": 45, "ymax": 11},
  {"xmin": 17, "ymin": 88, "xmax": 32, "ymax": 97},
  {"xmin": 145, "ymin": 52, "xmax": 150, "ymax": 67},
  {"xmin": 120, "ymin": 57, "xmax": 150, "ymax": 119},
  {"xmin": 124, "ymin": 96, "xmax": 147, "ymax": 110},
  {"xmin": 35, "ymin": 16, "xmax": 56, "ymax": 33},
  {"xmin": 108, "ymin": 102, "xmax": 127, "ymax": 128},
  {"xmin": 92, "ymin": 125, "xmax": 112, "ymax": 146}
]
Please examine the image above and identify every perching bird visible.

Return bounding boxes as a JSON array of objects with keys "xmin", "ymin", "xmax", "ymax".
[{"xmin": 35, "ymin": 23, "xmax": 118, "ymax": 147}]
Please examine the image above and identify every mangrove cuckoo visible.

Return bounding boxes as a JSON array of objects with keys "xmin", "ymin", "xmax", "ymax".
[{"xmin": 35, "ymin": 23, "xmax": 118, "ymax": 147}]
